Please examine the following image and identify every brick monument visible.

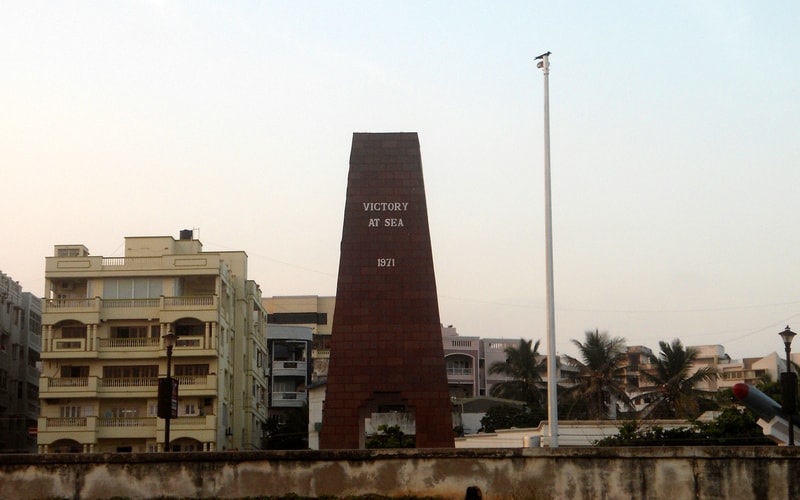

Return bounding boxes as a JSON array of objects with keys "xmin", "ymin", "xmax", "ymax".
[{"xmin": 319, "ymin": 132, "xmax": 454, "ymax": 449}]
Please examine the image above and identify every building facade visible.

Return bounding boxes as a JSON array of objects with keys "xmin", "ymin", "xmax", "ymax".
[
  {"xmin": 442, "ymin": 326, "xmax": 481, "ymax": 399},
  {"xmin": 37, "ymin": 232, "xmax": 269, "ymax": 453},
  {"xmin": 266, "ymin": 324, "xmax": 312, "ymax": 413},
  {"xmin": 264, "ymin": 296, "xmax": 334, "ymax": 381},
  {"xmin": 0, "ymin": 271, "xmax": 41, "ymax": 452}
]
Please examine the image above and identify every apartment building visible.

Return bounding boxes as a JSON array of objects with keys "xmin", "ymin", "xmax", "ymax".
[
  {"xmin": 0, "ymin": 271, "xmax": 41, "ymax": 452},
  {"xmin": 37, "ymin": 232, "xmax": 269, "ymax": 453},
  {"xmin": 263, "ymin": 295, "xmax": 334, "ymax": 380},
  {"xmin": 442, "ymin": 325, "xmax": 481, "ymax": 399},
  {"xmin": 266, "ymin": 324, "xmax": 312, "ymax": 413}
]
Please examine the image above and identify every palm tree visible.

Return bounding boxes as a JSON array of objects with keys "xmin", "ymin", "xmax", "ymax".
[
  {"xmin": 488, "ymin": 338, "xmax": 547, "ymax": 407},
  {"xmin": 561, "ymin": 329, "xmax": 632, "ymax": 419},
  {"xmin": 638, "ymin": 339, "xmax": 718, "ymax": 419}
]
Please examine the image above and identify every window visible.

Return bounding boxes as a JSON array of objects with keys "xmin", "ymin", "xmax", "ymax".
[
  {"xmin": 107, "ymin": 407, "xmax": 138, "ymax": 418},
  {"xmin": 174, "ymin": 364, "xmax": 209, "ymax": 376},
  {"xmin": 272, "ymin": 341, "xmax": 306, "ymax": 362},
  {"xmin": 273, "ymin": 379, "xmax": 296, "ymax": 393},
  {"xmin": 110, "ymin": 326, "xmax": 150, "ymax": 339},
  {"xmin": 267, "ymin": 312, "xmax": 326, "ymax": 324},
  {"xmin": 60, "ymin": 406, "xmax": 82, "ymax": 418},
  {"xmin": 447, "ymin": 358, "xmax": 471, "ymax": 376},
  {"xmin": 103, "ymin": 365, "xmax": 158, "ymax": 378},
  {"xmin": 103, "ymin": 278, "xmax": 162, "ymax": 299},
  {"xmin": 29, "ymin": 312, "xmax": 41, "ymax": 334},
  {"xmin": 175, "ymin": 322, "xmax": 204, "ymax": 337},
  {"xmin": 62, "ymin": 326, "xmax": 87, "ymax": 338},
  {"xmin": 58, "ymin": 248, "xmax": 80, "ymax": 257},
  {"xmin": 61, "ymin": 366, "xmax": 89, "ymax": 377}
]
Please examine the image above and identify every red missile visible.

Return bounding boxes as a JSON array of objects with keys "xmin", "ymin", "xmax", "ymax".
[{"xmin": 733, "ymin": 383, "xmax": 783, "ymax": 422}]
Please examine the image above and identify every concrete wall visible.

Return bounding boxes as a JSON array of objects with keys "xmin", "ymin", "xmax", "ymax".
[{"xmin": 1, "ymin": 447, "xmax": 799, "ymax": 499}]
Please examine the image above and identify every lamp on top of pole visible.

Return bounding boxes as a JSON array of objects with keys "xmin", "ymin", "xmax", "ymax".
[{"xmin": 779, "ymin": 325, "xmax": 797, "ymax": 446}]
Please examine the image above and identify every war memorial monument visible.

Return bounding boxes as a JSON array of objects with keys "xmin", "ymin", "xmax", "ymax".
[{"xmin": 319, "ymin": 132, "xmax": 455, "ymax": 449}]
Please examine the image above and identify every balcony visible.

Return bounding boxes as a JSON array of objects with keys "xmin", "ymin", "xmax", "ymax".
[
  {"xmin": 446, "ymin": 366, "xmax": 475, "ymax": 383},
  {"xmin": 97, "ymin": 417, "xmax": 157, "ymax": 439},
  {"xmin": 98, "ymin": 338, "xmax": 160, "ymax": 349},
  {"xmin": 46, "ymin": 332, "xmax": 215, "ymax": 356},
  {"xmin": 43, "ymin": 296, "xmax": 219, "ymax": 323},
  {"xmin": 40, "ymin": 377, "xmax": 97, "ymax": 398},
  {"xmin": 37, "ymin": 416, "xmax": 97, "ymax": 445},
  {"xmin": 43, "ymin": 417, "xmax": 89, "ymax": 429},
  {"xmin": 53, "ymin": 338, "xmax": 87, "ymax": 351},
  {"xmin": 272, "ymin": 360, "xmax": 307, "ymax": 377},
  {"xmin": 41, "ymin": 375, "xmax": 218, "ymax": 399},
  {"xmin": 271, "ymin": 391, "xmax": 307, "ymax": 408},
  {"xmin": 175, "ymin": 374, "xmax": 217, "ymax": 396}
]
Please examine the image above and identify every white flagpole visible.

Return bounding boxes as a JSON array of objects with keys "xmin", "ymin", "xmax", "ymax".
[{"xmin": 536, "ymin": 50, "xmax": 558, "ymax": 448}]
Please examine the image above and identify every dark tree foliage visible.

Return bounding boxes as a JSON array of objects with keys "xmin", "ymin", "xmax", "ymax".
[
  {"xmin": 262, "ymin": 407, "xmax": 309, "ymax": 450},
  {"xmin": 479, "ymin": 404, "xmax": 545, "ymax": 433},
  {"xmin": 365, "ymin": 425, "xmax": 415, "ymax": 449},
  {"xmin": 596, "ymin": 407, "xmax": 775, "ymax": 446}
]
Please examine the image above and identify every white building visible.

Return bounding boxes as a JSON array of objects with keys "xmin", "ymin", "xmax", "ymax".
[{"xmin": 37, "ymin": 232, "xmax": 269, "ymax": 453}]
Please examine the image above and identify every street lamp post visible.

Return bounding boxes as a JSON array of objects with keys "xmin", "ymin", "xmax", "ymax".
[
  {"xmin": 162, "ymin": 331, "xmax": 179, "ymax": 452},
  {"xmin": 779, "ymin": 326, "xmax": 797, "ymax": 446},
  {"xmin": 536, "ymin": 50, "xmax": 558, "ymax": 448}
]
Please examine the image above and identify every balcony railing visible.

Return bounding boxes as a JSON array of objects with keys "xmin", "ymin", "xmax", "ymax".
[
  {"xmin": 445, "ymin": 339, "xmax": 478, "ymax": 349},
  {"xmin": 175, "ymin": 374, "xmax": 208, "ymax": 386},
  {"xmin": 447, "ymin": 367, "xmax": 473, "ymax": 376},
  {"xmin": 99, "ymin": 377, "xmax": 158, "ymax": 388},
  {"xmin": 273, "ymin": 391, "xmax": 307, "ymax": 402},
  {"xmin": 43, "ymin": 375, "xmax": 215, "ymax": 395},
  {"xmin": 172, "ymin": 415, "xmax": 207, "ymax": 426},
  {"xmin": 101, "ymin": 257, "xmax": 162, "ymax": 269},
  {"xmin": 43, "ymin": 295, "xmax": 217, "ymax": 314},
  {"xmin": 176, "ymin": 336, "xmax": 203, "ymax": 348},
  {"xmin": 45, "ymin": 298, "xmax": 96, "ymax": 310},
  {"xmin": 97, "ymin": 338, "xmax": 160, "ymax": 349},
  {"xmin": 273, "ymin": 360, "xmax": 307, "ymax": 372},
  {"xmin": 47, "ymin": 417, "xmax": 87, "ymax": 428},
  {"xmin": 98, "ymin": 417, "xmax": 156, "ymax": 428},
  {"xmin": 164, "ymin": 296, "xmax": 215, "ymax": 308},
  {"xmin": 53, "ymin": 338, "xmax": 85, "ymax": 350},
  {"xmin": 48, "ymin": 377, "xmax": 89, "ymax": 388}
]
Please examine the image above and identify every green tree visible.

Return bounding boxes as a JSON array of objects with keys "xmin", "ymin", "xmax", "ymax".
[
  {"xmin": 561, "ymin": 329, "xmax": 632, "ymax": 419},
  {"xmin": 638, "ymin": 339, "xmax": 718, "ymax": 419},
  {"xmin": 488, "ymin": 338, "xmax": 547, "ymax": 407},
  {"xmin": 365, "ymin": 425, "xmax": 415, "ymax": 449}
]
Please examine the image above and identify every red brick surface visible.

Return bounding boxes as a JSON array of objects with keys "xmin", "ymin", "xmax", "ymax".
[{"xmin": 319, "ymin": 133, "xmax": 454, "ymax": 449}]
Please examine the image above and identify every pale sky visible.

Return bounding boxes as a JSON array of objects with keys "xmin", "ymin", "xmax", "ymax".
[{"xmin": 2, "ymin": 1, "xmax": 799, "ymax": 361}]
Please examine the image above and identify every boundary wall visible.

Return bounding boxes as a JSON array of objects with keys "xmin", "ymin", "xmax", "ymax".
[{"xmin": 1, "ymin": 447, "xmax": 798, "ymax": 499}]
